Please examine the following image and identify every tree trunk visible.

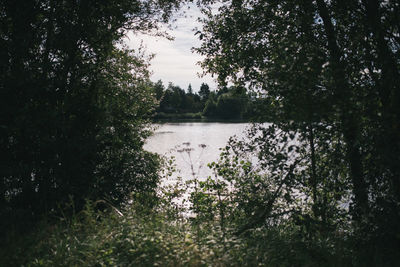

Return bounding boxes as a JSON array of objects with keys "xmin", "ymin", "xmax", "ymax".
[
  {"xmin": 315, "ymin": 0, "xmax": 369, "ymax": 220},
  {"xmin": 308, "ymin": 123, "xmax": 318, "ymax": 207},
  {"xmin": 362, "ymin": 0, "xmax": 400, "ymax": 202}
]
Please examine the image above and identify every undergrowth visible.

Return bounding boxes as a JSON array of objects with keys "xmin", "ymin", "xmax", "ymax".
[
  {"xmin": 0, "ymin": 191, "xmax": 354, "ymax": 266},
  {"xmin": 0, "ymin": 151, "xmax": 365, "ymax": 267}
]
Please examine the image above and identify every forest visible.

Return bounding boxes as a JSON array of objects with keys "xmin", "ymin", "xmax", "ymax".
[{"xmin": 1, "ymin": 0, "xmax": 399, "ymax": 266}]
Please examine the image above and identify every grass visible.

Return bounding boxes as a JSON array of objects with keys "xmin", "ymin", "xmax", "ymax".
[
  {"xmin": 0, "ymin": 197, "xmax": 358, "ymax": 267},
  {"xmin": 1, "ymin": 200, "xmax": 236, "ymax": 266}
]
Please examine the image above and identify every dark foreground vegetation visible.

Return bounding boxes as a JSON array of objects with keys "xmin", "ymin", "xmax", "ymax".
[{"xmin": 1, "ymin": 0, "xmax": 400, "ymax": 266}]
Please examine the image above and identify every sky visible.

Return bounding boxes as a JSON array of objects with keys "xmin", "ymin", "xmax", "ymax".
[{"xmin": 125, "ymin": 5, "xmax": 217, "ymax": 92}]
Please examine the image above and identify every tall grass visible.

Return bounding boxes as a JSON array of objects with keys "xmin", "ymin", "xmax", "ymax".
[
  {"xmin": 0, "ymin": 195, "xmax": 357, "ymax": 267},
  {"xmin": 0, "ymin": 151, "xmax": 362, "ymax": 266}
]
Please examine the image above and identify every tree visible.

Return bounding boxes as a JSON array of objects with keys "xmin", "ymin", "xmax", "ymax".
[
  {"xmin": 203, "ymin": 98, "xmax": 218, "ymax": 117},
  {"xmin": 199, "ymin": 82, "xmax": 210, "ymax": 101},
  {"xmin": 187, "ymin": 83, "xmax": 194, "ymax": 95},
  {"xmin": 153, "ymin": 80, "xmax": 165, "ymax": 100},
  {"xmin": 216, "ymin": 94, "xmax": 244, "ymax": 119},
  {"xmin": 0, "ymin": 0, "xmax": 184, "ymax": 223},
  {"xmin": 196, "ymin": 0, "xmax": 400, "ymax": 262}
]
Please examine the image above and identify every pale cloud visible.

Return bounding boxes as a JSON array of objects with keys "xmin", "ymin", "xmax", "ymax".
[{"xmin": 124, "ymin": 5, "xmax": 217, "ymax": 92}]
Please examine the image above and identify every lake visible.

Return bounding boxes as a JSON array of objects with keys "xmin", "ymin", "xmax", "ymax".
[{"xmin": 144, "ymin": 122, "xmax": 250, "ymax": 182}]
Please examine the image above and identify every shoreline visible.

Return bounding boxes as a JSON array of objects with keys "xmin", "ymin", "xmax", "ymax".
[{"xmin": 150, "ymin": 112, "xmax": 261, "ymax": 123}]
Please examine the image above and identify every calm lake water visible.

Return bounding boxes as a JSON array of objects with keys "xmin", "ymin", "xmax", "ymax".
[{"xmin": 144, "ymin": 122, "xmax": 250, "ymax": 181}]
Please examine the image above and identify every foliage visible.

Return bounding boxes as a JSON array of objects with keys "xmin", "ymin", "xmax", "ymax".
[
  {"xmin": 157, "ymin": 82, "xmax": 205, "ymax": 114},
  {"xmin": 215, "ymin": 91, "xmax": 247, "ymax": 119},
  {"xmin": 195, "ymin": 0, "xmax": 400, "ymax": 263},
  {"xmin": 203, "ymin": 97, "xmax": 218, "ymax": 117},
  {"xmin": 153, "ymin": 81, "xmax": 254, "ymax": 120},
  {"xmin": 3, "ymin": 0, "xmax": 400, "ymax": 265},
  {"xmin": 199, "ymin": 82, "xmax": 211, "ymax": 101},
  {"xmin": 202, "ymin": 86, "xmax": 248, "ymax": 119},
  {"xmin": 0, "ymin": 0, "xmax": 185, "ymax": 229},
  {"xmin": 152, "ymin": 79, "xmax": 165, "ymax": 100},
  {"xmin": 0, "ymin": 132, "xmax": 393, "ymax": 266},
  {"xmin": 0, "ymin": 161, "xmax": 239, "ymax": 267},
  {"xmin": 0, "ymin": 169, "xmax": 353, "ymax": 267}
]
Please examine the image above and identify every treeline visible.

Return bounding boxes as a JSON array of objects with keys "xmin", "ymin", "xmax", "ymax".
[{"xmin": 151, "ymin": 80, "xmax": 265, "ymax": 120}]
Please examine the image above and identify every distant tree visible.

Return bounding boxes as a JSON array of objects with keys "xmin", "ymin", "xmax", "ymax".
[
  {"xmin": 159, "ymin": 83, "xmax": 188, "ymax": 113},
  {"xmin": 201, "ymin": 87, "xmax": 248, "ymax": 119},
  {"xmin": 192, "ymin": 93, "xmax": 203, "ymax": 112},
  {"xmin": 153, "ymin": 80, "xmax": 165, "ymax": 100},
  {"xmin": 217, "ymin": 86, "xmax": 229, "ymax": 96},
  {"xmin": 199, "ymin": 83, "xmax": 210, "ymax": 101},
  {"xmin": 203, "ymin": 98, "xmax": 218, "ymax": 117},
  {"xmin": 187, "ymin": 84, "xmax": 194, "ymax": 95},
  {"xmin": 218, "ymin": 93, "xmax": 247, "ymax": 119},
  {"xmin": 159, "ymin": 89, "xmax": 174, "ymax": 113},
  {"xmin": 154, "ymin": 81, "xmax": 210, "ymax": 114},
  {"xmin": 232, "ymin": 86, "xmax": 246, "ymax": 96},
  {"xmin": 172, "ymin": 84, "xmax": 185, "ymax": 111}
]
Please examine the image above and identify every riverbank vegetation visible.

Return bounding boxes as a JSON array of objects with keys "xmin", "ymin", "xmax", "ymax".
[{"xmin": 1, "ymin": 0, "xmax": 399, "ymax": 266}]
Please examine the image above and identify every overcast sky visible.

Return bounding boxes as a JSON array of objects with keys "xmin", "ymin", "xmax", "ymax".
[{"xmin": 125, "ymin": 5, "xmax": 217, "ymax": 92}]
